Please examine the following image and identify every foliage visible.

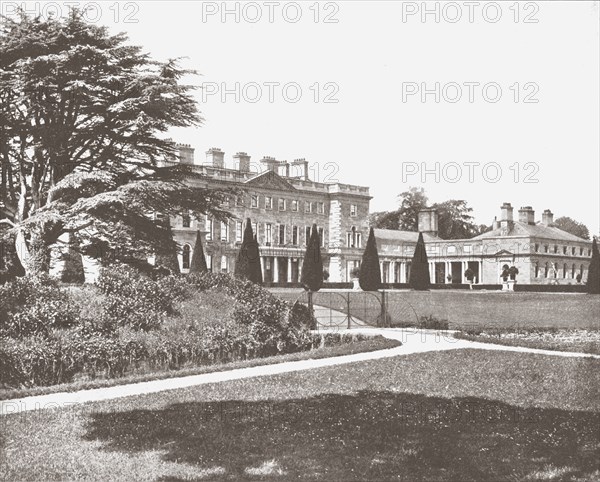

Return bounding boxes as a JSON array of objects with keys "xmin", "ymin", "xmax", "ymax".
[
  {"xmin": 0, "ymin": 275, "xmax": 80, "ymax": 338},
  {"xmin": 300, "ymin": 224, "xmax": 323, "ymax": 292},
  {"xmin": 0, "ymin": 10, "xmax": 231, "ymax": 275},
  {"xmin": 350, "ymin": 267, "xmax": 361, "ymax": 279},
  {"xmin": 553, "ymin": 217, "xmax": 590, "ymax": 240},
  {"xmin": 409, "ymin": 232, "xmax": 430, "ymax": 290},
  {"xmin": 60, "ymin": 243, "xmax": 85, "ymax": 284},
  {"xmin": 234, "ymin": 218, "xmax": 262, "ymax": 284},
  {"xmin": 417, "ymin": 315, "xmax": 449, "ymax": 330},
  {"xmin": 96, "ymin": 264, "xmax": 187, "ymax": 330},
  {"xmin": 369, "ymin": 188, "xmax": 480, "ymax": 239},
  {"xmin": 588, "ymin": 237, "xmax": 600, "ymax": 295},
  {"xmin": 153, "ymin": 220, "xmax": 180, "ymax": 275},
  {"xmin": 464, "ymin": 268, "xmax": 475, "ymax": 281},
  {"xmin": 508, "ymin": 266, "xmax": 519, "ymax": 281},
  {"xmin": 359, "ymin": 227, "xmax": 382, "ymax": 291},
  {"xmin": 188, "ymin": 230, "xmax": 208, "ymax": 274}
]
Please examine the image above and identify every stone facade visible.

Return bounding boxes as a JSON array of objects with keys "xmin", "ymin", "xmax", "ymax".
[
  {"xmin": 167, "ymin": 145, "xmax": 371, "ymax": 283},
  {"xmin": 375, "ymin": 203, "xmax": 594, "ymax": 285}
]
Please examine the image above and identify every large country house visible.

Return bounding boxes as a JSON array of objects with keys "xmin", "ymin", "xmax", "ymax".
[{"xmin": 166, "ymin": 145, "xmax": 593, "ymax": 285}]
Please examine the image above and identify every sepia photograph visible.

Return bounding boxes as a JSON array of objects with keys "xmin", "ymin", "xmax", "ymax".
[{"xmin": 0, "ymin": 1, "xmax": 599, "ymax": 481}]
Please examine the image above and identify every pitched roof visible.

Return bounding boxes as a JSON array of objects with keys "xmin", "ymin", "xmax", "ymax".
[
  {"xmin": 471, "ymin": 221, "xmax": 590, "ymax": 242},
  {"xmin": 374, "ymin": 229, "xmax": 441, "ymax": 244}
]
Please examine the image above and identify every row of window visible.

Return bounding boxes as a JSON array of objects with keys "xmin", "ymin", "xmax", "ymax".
[
  {"xmin": 534, "ymin": 262, "xmax": 587, "ymax": 279},
  {"xmin": 205, "ymin": 218, "xmax": 325, "ymax": 247},
  {"xmin": 534, "ymin": 243, "xmax": 592, "ymax": 257}
]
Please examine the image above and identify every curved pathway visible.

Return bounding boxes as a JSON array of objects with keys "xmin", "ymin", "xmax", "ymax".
[{"xmin": 2, "ymin": 327, "xmax": 598, "ymax": 416}]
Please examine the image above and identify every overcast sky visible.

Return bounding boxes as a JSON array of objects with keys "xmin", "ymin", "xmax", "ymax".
[{"xmin": 8, "ymin": 1, "xmax": 600, "ymax": 234}]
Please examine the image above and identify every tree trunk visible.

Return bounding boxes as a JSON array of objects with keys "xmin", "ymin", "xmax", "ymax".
[{"xmin": 15, "ymin": 230, "xmax": 51, "ymax": 276}]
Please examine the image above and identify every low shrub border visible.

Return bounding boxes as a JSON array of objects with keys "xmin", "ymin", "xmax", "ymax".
[{"xmin": 0, "ymin": 334, "xmax": 400, "ymax": 401}]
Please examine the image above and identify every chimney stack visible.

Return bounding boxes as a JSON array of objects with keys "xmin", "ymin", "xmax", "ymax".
[
  {"xmin": 418, "ymin": 208, "xmax": 439, "ymax": 237},
  {"xmin": 542, "ymin": 209, "xmax": 554, "ymax": 226},
  {"xmin": 260, "ymin": 156, "xmax": 278, "ymax": 173},
  {"xmin": 289, "ymin": 158, "xmax": 309, "ymax": 181},
  {"xmin": 499, "ymin": 202, "xmax": 514, "ymax": 233},
  {"xmin": 176, "ymin": 143, "xmax": 195, "ymax": 165},
  {"xmin": 206, "ymin": 148, "xmax": 225, "ymax": 168},
  {"xmin": 233, "ymin": 152, "xmax": 251, "ymax": 172},
  {"xmin": 518, "ymin": 206, "xmax": 535, "ymax": 225}
]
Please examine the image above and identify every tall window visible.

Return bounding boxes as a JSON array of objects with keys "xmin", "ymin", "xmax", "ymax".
[
  {"xmin": 534, "ymin": 262, "xmax": 539, "ymax": 278},
  {"xmin": 318, "ymin": 227, "xmax": 324, "ymax": 247},
  {"xmin": 265, "ymin": 196, "xmax": 273, "ymax": 209},
  {"xmin": 572, "ymin": 264, "xmax": 576, "ymax": 278},
  {"xmin": 205, "ymin": 216, "xmax": 213, "ymax": 241},
  {"xmin": 182, "ymin": 211, "xmax": 191, "ymax": 228},
  {"xmin": 534, "ymin": 244, "xmax": 539, "ymax": 253},
  {"xmin": 279, "ymin": 224, "xmax": 286, "ymax": 245},
  {"xmin": 292, "ymin": 226, "xmax": 298, "ymax": 245},
  {"xmin": 563, "ymin": 263, "xmax": 568, "ymax": 278},
  {"xmin": 563, "ymin": 246, "xmax": 567, "ymax": 254},
  {"xmin": 251, "ymin": 194, "xmax": 258, "ymax": 208},
  {"xmin": 572, "ymin": 247, "xmax": 576, "ymax": 255},
  {"xmin": 236, "ymin": 195, "xmax": 244, "ymax": 207},
  {"xmin": 291, "ymin": 200, "xmax": 298, "ymax": 212},
  {"xmin": 252, "ymin": 222, "xmax": 258, "ymax": 238},
  {"xmin": 265, "ymin": 223, "xmax": 272, "ymax": 244},
  {"xmin": 220, "ymin": 221, "xmax": 229, "ymax": 242},
  {"xmin": 278, "ymin": 199, "xmax": 286, "ymax": 211},
  {"xmin": 350, "ymin": 204, "xmax": 357, "ymax": 217},
  {"xmin": 221, "ymin": 255, "xmax": 228, "ymax": 273},
  {"xmin": 206, "ymin": 254, "xmax": 213, "ymax": 272},
  {"xmin": 356, "ymin": 232, "xmax": 362, "ymax": 248},
  {"xmin": 182, "ymin": 244, "xmax": 191, "ymax": 270},
  {"xmin": 236, "ymin": 221, "xmax": 243, "ymax": 242},
  {"xmin": 305, "ymin": 226, "xmax": 311, "ymax": 244},
  {"xmin": 554, "ymin": 245, "xmax": 558, "ymax": 253},
  {"xmin": 317, "ymin": 202, "xmax": 324, "ymax": 214},
  {"xmin": 305, "ymin": 201, "xmax": 312, "ymax": 213}
]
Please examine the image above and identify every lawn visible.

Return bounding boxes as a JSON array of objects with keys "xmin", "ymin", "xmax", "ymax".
[
  {"xmin": 273, "ymin": 289, "xmax": 600, "ymax": 330},
  {"xmin": 1, "ymin": 349, "xmax": 599, "ymax": 481}
]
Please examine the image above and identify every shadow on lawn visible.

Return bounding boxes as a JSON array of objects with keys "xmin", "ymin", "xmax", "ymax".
[{"xmin": 84, "ymin": 391, "xmax": 600, "ymax": 481}]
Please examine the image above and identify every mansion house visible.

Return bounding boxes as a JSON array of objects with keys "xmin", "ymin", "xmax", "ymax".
[
  {"xmin": 166, "ymin": 145, "xmax": 593, "ymax": 285},
  {"xmin": 166, "ymin": 145, "xmax": 370, "ymax": 283}
]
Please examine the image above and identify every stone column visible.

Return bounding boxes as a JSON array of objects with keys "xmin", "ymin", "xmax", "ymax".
[
  {"xmin": 446, "ymin": 262, "xmax": 451, "ymax": 283},
  {"xmin": 390, "ymin": 261, "xmax": 396, "ymax": 283},
  {"xmin": 287, "ymin": 257, "xmax": 292, "ymax": 283},
  {"xmin": 478, "ymin": 261, "xmax": 482, "ymax": 284},
  {"xmin": 273, "ymin": 256, "xmax": 279, "ymax": 283},
  {"xmin": 400, "ymin": 262, "xmax": 406, "ymax": 283}
]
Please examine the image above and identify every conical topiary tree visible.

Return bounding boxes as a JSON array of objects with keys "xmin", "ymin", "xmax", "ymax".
[
  {"xmin": 359, "ymin": 227, "xmax": 382, "ymax": 291},
  {"xmin": 189, "ymin": 230, "xmax": 208, "ymax": 274},
  {"xmin": 301, "ymin": 223, "xmax": 323, "ymax": 292},
  {"xmin": 409, "ymin": 232, "xmax": 430, "ymax": 290},
  {"xmin": 235, "ymin": 218, "xmax": 262, "ymax": 284},
  {"xmin": 154, "ymin": 220, "xmax": 180, "ymax": 275},
  {"xmin": 587, "ymin": 237, "xmax": 600, "ymax": 295}
]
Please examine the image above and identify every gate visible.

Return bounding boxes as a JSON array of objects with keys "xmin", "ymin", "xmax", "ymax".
[{"xmin": 292, "ymin": 290, "xmax": 419, "ymax": 331}]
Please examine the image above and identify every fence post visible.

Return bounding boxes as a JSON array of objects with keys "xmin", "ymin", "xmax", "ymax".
[
  {"xmin": 381, "ymin": 289, "xmax": 387, "ymax": 327},
  {"xmin": 347, "ymin": 291, "xmax": 351, "ymax": 330},
  {"xmin": 308, "ymin": 291, "xmax": 315, "ymax": 330}
]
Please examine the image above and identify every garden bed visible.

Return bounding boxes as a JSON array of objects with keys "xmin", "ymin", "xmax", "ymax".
[{"xmin": 454, "ymin": 328, "xmax": 600, "ymax": 355}]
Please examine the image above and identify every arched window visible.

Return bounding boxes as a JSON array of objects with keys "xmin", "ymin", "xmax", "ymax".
[{"xmin": 182, "ymin": 244, "xmax": 191, "ymax": 270}]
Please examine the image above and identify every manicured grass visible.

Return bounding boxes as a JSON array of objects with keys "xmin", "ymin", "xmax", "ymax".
[
  {"xmin": 454, "ymin": 329, "xmax": 600, "ymax": 355},
  {"xmin": 2, "ymin": 349, "xmax": 599, "ymax": 481},
  {"xmin": 0, "ymin": 334, "xmax": 399, "ymax": 401},
  {"xmin": 273, "ymin": 288, "xmax": 600, "ymax": 330}
]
